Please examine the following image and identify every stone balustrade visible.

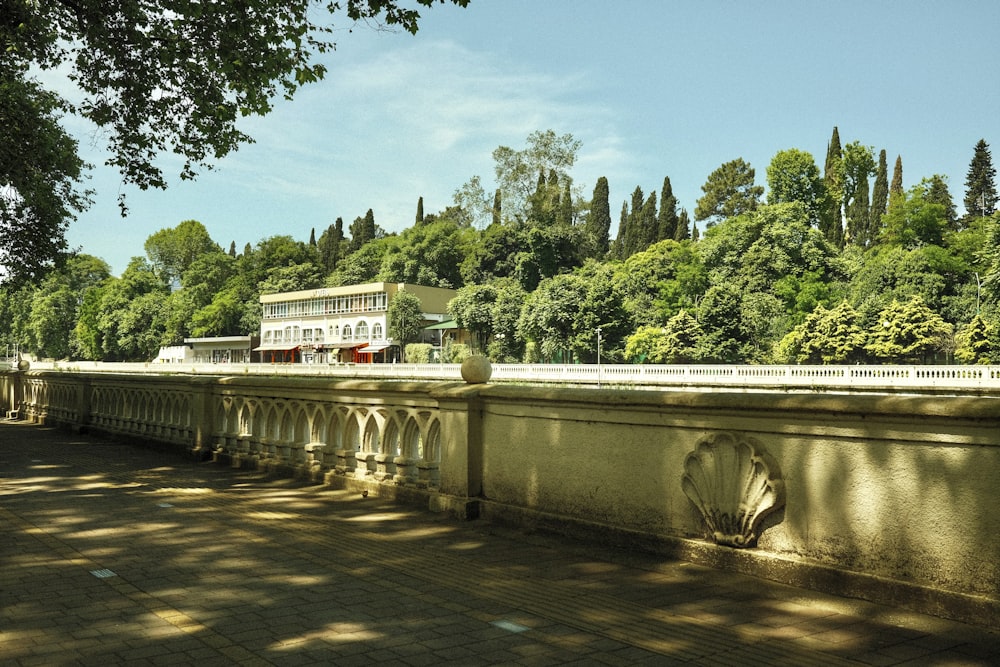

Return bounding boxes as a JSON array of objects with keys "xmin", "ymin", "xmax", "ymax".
[{"xmin": 3, "ymin": 365, "xmax": 1000, "ymax": 628}]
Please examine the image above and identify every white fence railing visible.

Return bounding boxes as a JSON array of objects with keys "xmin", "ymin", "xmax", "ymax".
[{"xmin": 15, "ymin": 361, "xmax": 1000, "ymax": 390}]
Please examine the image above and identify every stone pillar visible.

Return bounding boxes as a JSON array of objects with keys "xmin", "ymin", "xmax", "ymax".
[
  {"xmin": 430, "ymin": 383, "xmax": 485, "ymax": 516},
  {"xmin": 189, "ymin": 377, "xmax": 215, "ymax": 457}
]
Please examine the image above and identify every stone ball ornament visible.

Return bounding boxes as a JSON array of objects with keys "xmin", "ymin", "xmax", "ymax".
[{"xmin": 461, "ymin": 355, "xmax": 492, "ymax": 384}]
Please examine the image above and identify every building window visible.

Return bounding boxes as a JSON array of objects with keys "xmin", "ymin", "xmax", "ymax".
[
  {"xmin": 343, "ymin": 324, "xmax": 352, "ymax": 341},
  {"xmin": 314, "ymin": 328, "xmax": 324, "ymax": 342},
  {"xmin": 356, "ymin": 321, "xmax": 369, "ymax": 341},
  {"xmin": 372, "ymin": 322, "xmax": 383, "ymax": 340}
]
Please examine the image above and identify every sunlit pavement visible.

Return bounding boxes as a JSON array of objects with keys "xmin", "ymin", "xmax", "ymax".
[{"xmin": 2, "ymin": 421, "xmax": 998, "ymax": 666}]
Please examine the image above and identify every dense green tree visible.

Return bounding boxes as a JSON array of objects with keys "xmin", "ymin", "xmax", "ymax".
[
  {"xmin": 448, "ymin": 283, "xmax": 497, "ymax": 352},
  {"xmin": 512, "ymin": 225, "xmax": 589, "ymax": 292},
  {"xmin": 624, "ymin": 325, "xmax": 671, "ymax": 364},
  {"xmin": 954, "ymin": 313, "xmax": 996, "ymax": 364},
  {"xmin": 24, "ymin": 254, "xmax": 111, "ymax": 358},
  {"xmin": 415, "ymin": 197, "xmax": 424, "ymax": 226},
  {"xmin": 259, "ymin": 263, "xmax": 324, "ymax": 295},
  {"xmin": 487, "ymin": 278, "xmax": 527, "ymax": 362},
  {"xmin": 4, "ymin": 0, "xmax": 466, "ymax": 196},
  {"xmin": 889, "ymin": 155, "xmax": 904, "ymax": 203},
  {"xmin": 625, "ymin": 310, "xmax": 703, "ymax": 364},
  {"xmin": 143, "ymin": 220, "xmax": 220, "ymax": 285},
  {"xmin": 92, "ymin": 258, "xmax": 169, "ymax": 360},
  {"xmin": 821, "ymin": 127, "xmax": 845, "ymax": 246},
  {"xmin": 842, "ymin": 142, "xmax": 875, "ymax": 246},
  {"xmin": 0, "ymin": 76, "xmax": 91, "ymax": 285},
  {"xmin": 327, "ymin": 236, "xmax": 395, "ymax": 286},
  {"xmin": 613, "ymin": 239, "xmax": 706, "ymax": 327},
  {"xmin": 963, "ymin": 139, "xmax": 997, "ymax": 221},
  {"xmin": 925, "ymin": 175, "xmax": 958, "ymax": 231},
  {"xmin": 378, "ymin": 219, "xmax": 472, "ymax": 288},
  {"xmin": 700, "ymin": 202, "xmax": 840, "ymax": 298},
  {"xmin": 585, "ymin": 176, "xmax": 612, "ymax": 255},
  {"xmin": 766, "ymin": 149, "xmax": 828, "ymax": 228},
  {"xmin": 348, "ymin": 209, "xmax": 380, "ymax": 251},
  {"xmin": 452, "ymin": 175, "xmax": 491, "ymax": 228},
  {"xmin": 869, "ymin": 149, "xmax": 889, "ymax": 243},
  {"xmin": 657, "ymin": 176, "xmax": 679, "ymax": 242},
  {"xmin": 491, "ymin": 130, "xmax": 581, "ymax": 223},
  {"xmin": 694, "ymin": 283, "xmax": 743, "ymax": 363},
  {"xmin": 777, "ymin": 300, "xmax": 866, "ymax": 364},
  {"xmin": 517, "ymin": 263, "xmax": 629, "ymax": 363},
  {"xmin": 517, "ymin": 273, "xmax": 588, "ymax": 363},
  {"xmin": 675, "ymin": 209, "xmax": 691, "ymax": 241},
  {"xmin": 866, "ymin": 296, "xmax": 953, "ymax": 363},
  {"xmin": 694, "ymin": 158, "xmax": 763, "ymax": 225},
  {"xmin": 317, "ymin": 218, "xmax": 346, "ymax": 273},
  {"xmin": 460, "ymin": 223, "xmax": 521, "ymax": 285},
  {"xmin": 848, "ymin": 243, "xmax": 969, "ymax": 328},
  {"xmin": 492, "ymin": 189, "xmax": 502, "ymax": 227},
  {"xmin": 879, "ymin": 180, "xmax": 949, "ymax": 249},
  {"xmin": 387, "ymin": 290, "xmax": 424, "ymax": 361}
]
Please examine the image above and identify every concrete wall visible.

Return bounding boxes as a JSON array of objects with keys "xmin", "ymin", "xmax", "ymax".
[{"xmin": 4, "ymin": 368, "xmax": 999, "ymax": 627}]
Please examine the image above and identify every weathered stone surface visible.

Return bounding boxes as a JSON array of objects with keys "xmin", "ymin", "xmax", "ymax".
[{"xmin": 460, "ymin": 355, "xmax": 492, "ymax": 384}]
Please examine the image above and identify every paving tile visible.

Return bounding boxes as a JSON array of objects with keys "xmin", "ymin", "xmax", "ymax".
[{"xmin": 2, "ymin": 421, "xmax": 999, "ymax": 667}]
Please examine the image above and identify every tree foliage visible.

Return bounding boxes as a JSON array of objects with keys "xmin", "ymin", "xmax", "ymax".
[
  {"xmin": 964, "ymin": 139, "xmax": 997, "ymax": 220},
  {"xmin": 1, "ymin": 0, "xmax": 466, "ymax": 284},
  {"xmin": 694, "ymin": 158, "xmax": 763, "ymax": 225}
]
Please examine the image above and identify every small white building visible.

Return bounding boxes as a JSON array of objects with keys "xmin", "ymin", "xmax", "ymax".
[
  {"xmin": 155, "ymin": 336, "xmax": 259, "ymax": 364},
  {"xmin": 256, "ymin": 282, "xmax": 457, "ymax": 363}
]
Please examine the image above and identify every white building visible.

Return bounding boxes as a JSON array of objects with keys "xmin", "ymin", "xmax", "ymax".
[
  {"xmin": 154, "ymin": 336, "xmax": 259, "ymax": 364},
  {"xmin": 256, "ymin": 282, "xmax": 457, "ymax": 363}
]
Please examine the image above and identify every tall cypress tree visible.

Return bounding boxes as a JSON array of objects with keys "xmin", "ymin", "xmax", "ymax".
[
  {"xmin": 675, "ymin": 209, "xmax": 691, "ymax": 241},
  {"xmin": 868, "ymin": 149, "xmax": 889, "ymax": 245},
  {"xmin": 926, "ymin": 175, "xmax": 958, "ymax": 230},
  {"xmin": 887, "ymin": 155, "xmax": 905, "ymax": 218},
  {"xmin": 492, "ymin": 189, "xmax": 502, "ymax": 226},
  {"xmin": 612, "ymin": 200, "xmax": 629, "ymax": 259},
  {"xmin": 639, "ymin": 191, "xmax": 658, "ymax": 250},
  {"xmin": 309, "ymin": 227, "xmax": 316, "ymax": 246},
  {"xmin": 846, "ymin": 173, "xmax": 870, "ymax": 245},
  {"xmin": 557, "ymin": 181, "xmax": 573, "ymax": 226},
  {"xmin": 587, "ymin": 176, "xmax": 612, "ymax": 255},
  {"xmin": 822, "ymin": 126, "xmax": 844, "ymax": 246},
  {"xmin": 964, "ymin": 139, "xmax": 997, "ymax": 219},
  {"xmin": 415, "ymin": 196, "xmax": 424, "ymax": 226},
  {"xmin": 657, "ymin": 176, "xmax": 679, "ymax": 242},
  {"xmin": 623, "ymin": 186, "xmax": 645, "ymax": 257},
  {"xmin": 890, "ymin": 155, "xmax": 904, "ymax": 197},
  {"xmin": 228, "ymin": 240, "xmax": 237, "ymax": 257}
]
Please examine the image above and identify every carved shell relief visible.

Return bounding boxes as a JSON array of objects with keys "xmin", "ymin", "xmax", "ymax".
[{"xmin": 681, "ymin": 432, "xmax": 785, "ymax": 548}]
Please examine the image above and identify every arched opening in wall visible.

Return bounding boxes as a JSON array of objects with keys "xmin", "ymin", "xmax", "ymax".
[
  {"xmin": 344, "ymin": 411, "xmax": 361, "ymax": 452},
  {"xmin": 356, "ymin": 321, "xmax": 369, "ymax": 342},
  {"xmin": 372, "ymin": 322, "xmax": 383, "ymax": 340},
  {"xmin": 362, "ymin": 414, "xmax": 379, "ymax": 454},
  {"xmin": 310, "ymin": 409, "xmax": 326, "ymax": 445},
  {"xmin": 402, "ymin": 416, "xmax": 423, "ymax": 459},
  {"xmin": 292, "ymin": 409, "xmax": 309, "ymax": 465},
  {"xmin": 425, "ymin": 419, "xmax": 441, "ymax": 464},
  {"xmin": 382, "ymin": 418, "xmax": 400, "ymax": 457},
  {"xmin": 280, "ymin": 408, "xmax": 294, "ymax": 443},
  {"xmin": 239, "ymin": 403, "xmax": 253, "ymax": 436}
]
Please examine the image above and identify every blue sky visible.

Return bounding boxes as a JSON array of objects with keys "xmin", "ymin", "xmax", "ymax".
[{"xmin": 61, "ymin": 0, "xmax": 1000, "ymax": 275}]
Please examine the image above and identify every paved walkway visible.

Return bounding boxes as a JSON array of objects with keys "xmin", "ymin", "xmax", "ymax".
[{"xmin": 2, "ymin": 422, "xmax": 998, "ymax": 666}]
